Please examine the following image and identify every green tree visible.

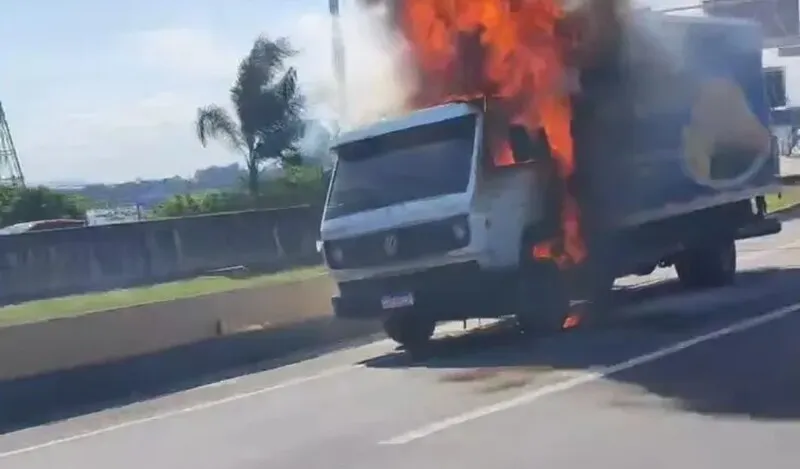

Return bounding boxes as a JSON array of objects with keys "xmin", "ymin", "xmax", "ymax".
[
  {"xmin": 152, "ymin": 194, "xmax": 202, "ymax": 218},
  {"xmin": 259, "ymin": 165, "xmax": 327, "ymax": 208},
  {"xmin": 150, "ymin": 166, "xmax": 328, "ymax": 218},
  {"xmin": 196, "ymin": 36, "xmax": 305, "ymax": 199},
  {"xmin": 152, "ymin": 191, "xmax": 250, "ymax": 218},
  {"xmin": 0, "ymin": 186, "xmax": 85, "ymax": 227}
]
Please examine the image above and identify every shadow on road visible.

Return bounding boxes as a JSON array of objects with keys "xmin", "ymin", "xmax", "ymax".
[
  {"xmin": 0, "ymin": 316, "xmax": 383, "ymax": 435},
  {"xmin": 361, "ymin": 266, "xmax": 800, "ymax": 421}
]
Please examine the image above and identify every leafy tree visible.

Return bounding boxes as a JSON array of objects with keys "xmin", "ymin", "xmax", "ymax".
[
  {"xmin": 66, "ymin": 193, "xmax": 96, "ymax": 212},
  {"xmin": 0, "ymin": 186, "xmax": 85, "ymax": 227},
  {"xmin": 58, "ymin": 164, "xmax": 246, "ymax": 209},
  {"xmin": 196, "ymin": 36, "xmax": 305, "ymax": 199},
  {"xmin": 150, "ymin": 166, "xmax": 328, "ymax": 218},
  {"xmin": 259, "ymin": 165, "xmax": 327, "ymax": 208},
  {"xmin": 152, "ymin": 194, "xmax": 202, "ymax": 218},
  {"xmin": 152, "ymin": 191, "xmax": 247, "ymax": 218}
]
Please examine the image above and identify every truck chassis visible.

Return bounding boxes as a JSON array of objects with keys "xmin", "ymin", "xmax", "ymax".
[{"xmin": 332, "ymin": 197, "xmax": 780, "ymax": 350}]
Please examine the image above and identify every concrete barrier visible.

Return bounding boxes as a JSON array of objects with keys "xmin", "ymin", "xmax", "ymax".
[
  {"xmin": 0, "ymin": 275, "xmax": 338, "ymax": 381},
  {"xmin": 0, "ymin": 274, "xmax": 387, "ymax": 431},
  {"xmin": 0, "ymin": 206, "xmax": 324, "ymax": 304},
  {"xmin": 0, "ymin": 315, "xmax": 384, "ymax": 432}
]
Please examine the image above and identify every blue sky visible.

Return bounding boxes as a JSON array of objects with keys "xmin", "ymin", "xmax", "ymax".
[
  {"xmin": 0, "ymin": 0, "xmax": 797, "ymax": 184},
  {"xmin": 0, "ymin": 0, "xmax": 333, "ymax": 184}
]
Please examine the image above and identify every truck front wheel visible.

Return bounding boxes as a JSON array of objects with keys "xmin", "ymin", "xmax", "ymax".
[
  {"xmin": 382, "ymin": 312, "xmax": 436, "ymax": 350},
  {"xmin": 675, "ymin": 240, "xmax": 737, "ymax": 289}
]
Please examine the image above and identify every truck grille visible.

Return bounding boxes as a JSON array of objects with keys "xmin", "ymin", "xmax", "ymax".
[{"xmin": 324, "ymin": 215, "xmax": 470, "ymax": 269}]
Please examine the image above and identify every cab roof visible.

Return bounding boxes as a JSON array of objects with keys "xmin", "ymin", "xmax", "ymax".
[
  {"xmin": 332, "ymin": 102, "xmax": 478, "ymax": 147},
  {"xmin": 635, "ymin": 9, "xmax": 762, "ymax": 36}
]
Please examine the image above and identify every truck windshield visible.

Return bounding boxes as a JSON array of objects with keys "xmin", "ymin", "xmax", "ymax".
[{"xmin": 325, "ymin": 114, "xmax": 476, "ymax": 219}]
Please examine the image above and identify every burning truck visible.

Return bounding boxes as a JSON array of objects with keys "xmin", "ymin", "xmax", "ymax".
[{"xmin": 318, "ymin": 0, "xmax": 782, "ymax": 349}]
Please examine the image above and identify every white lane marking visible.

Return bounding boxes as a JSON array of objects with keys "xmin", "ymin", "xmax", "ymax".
[
  {"xmin": 380, "ymin": 302, "xmax": 800, "ymax": 445},
  {"xmin": 1, "ymin": 233, "xmax": 797, "ymax": 457},
  {"xmin": 194, "ymin": 377, "xmax": 241, "ymax": 390},
  {"xmin": 0, "ymin": 365, "xmax": 357, "ymax": 459}
]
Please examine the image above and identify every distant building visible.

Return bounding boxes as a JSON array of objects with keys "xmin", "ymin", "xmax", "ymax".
[{"xmin": 85, "ymin": 205, "xmax": 143, "ymax": 226}]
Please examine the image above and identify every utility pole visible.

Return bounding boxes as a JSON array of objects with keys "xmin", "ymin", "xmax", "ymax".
[
  {"xmin": 0, "ymin": 101, "xmax": 25, "ymax": 187},
  {"xmin": 330, "ymin": 0, "xmax": 348, "ymax": 133}
]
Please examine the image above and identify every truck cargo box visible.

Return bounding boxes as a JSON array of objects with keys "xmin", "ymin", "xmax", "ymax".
[{"xmin": 571, "ymin": 12, "xmax": 779, "ymax": 233}]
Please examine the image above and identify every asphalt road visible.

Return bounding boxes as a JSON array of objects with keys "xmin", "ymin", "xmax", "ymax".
[{"xmin": 4, "ymin": 217, "xmax": 800, "ymax": 468}]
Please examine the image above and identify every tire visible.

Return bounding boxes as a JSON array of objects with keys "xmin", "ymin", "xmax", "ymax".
[
  {"xmin": 674, "ymin": 240, "xmax": 737, "ymax": 289},
  {"xmin": 514, "ymin": 262, "xmax": 570, "ymax": 337},
  {"xmin": 382, "ymin": 312, "xmax": 436, "ymax": 350}
]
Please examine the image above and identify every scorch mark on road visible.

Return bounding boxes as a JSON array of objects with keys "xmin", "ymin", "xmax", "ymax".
[{"xmin": 380, "ymin": 301, "xmax": 800, "ymax": 445}]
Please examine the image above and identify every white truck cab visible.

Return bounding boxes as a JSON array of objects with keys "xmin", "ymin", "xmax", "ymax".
[{"xmin": 319, "ymin": 101, "xmax": 559, "ymax": 347}]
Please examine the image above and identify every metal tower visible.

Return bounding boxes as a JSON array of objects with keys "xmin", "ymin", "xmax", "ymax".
[{"xmin": 0, "ymin": 101, "xmax": 25, "ymax": 187}]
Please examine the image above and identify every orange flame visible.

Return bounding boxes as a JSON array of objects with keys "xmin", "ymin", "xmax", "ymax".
[
  {"xmin": 562, "ymin": 313, "xmax": 581, "ymax": 329},
  {"xmin": 398, "ymin": 0, "xmax": 587, "ymax": 268}
]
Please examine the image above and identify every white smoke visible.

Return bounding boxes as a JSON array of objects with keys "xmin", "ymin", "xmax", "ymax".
[{"xmin": 292, "ymin": 0, "xmax": 414, "ymax": 133}]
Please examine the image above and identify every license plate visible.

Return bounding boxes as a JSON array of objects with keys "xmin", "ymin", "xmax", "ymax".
[{"xmin": 381, "ymin": 293, "xmax": 415, "ymax": 310}]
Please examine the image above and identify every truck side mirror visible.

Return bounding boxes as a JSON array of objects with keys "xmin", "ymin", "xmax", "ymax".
[{"xmin": 508, "ymin": 125, "xmax": 552, "ymax": 164}]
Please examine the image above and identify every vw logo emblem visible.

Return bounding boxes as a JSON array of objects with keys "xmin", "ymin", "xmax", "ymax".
[{"xmin": 384, "ymin": 234, "xmax": 398, "ymax": 256}]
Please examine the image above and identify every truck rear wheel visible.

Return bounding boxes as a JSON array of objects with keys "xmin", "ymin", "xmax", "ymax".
[
  {"xmin": 382, "ymin": 312, "xmax": 436, "ymax": 350},
  {"xmin": 675, "ymin": 240, "xmax": 737, "ymax": 289},
  {"xmin": 514, "ymin": 262, "xmax": 570, "ymax": 337}
]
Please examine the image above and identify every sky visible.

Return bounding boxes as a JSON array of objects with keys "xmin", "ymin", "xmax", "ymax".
[
  {"xmin": 0, "ymin": 0, "xmax": 798, "ymax": 185},
  {"xmin": 0, "ymin": 0, "xmax": 357, "ymax": 184}
]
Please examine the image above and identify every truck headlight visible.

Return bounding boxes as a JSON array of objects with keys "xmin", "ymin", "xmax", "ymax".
[
  {"xmin": 330, "ymin": 246, "xmax": 344, "ymax": 264},
  {"xmin": 322, "ymin": 241, "xmax": 344, "ymax": 268},
  {"xmin": 452, "ymin": 220, "xmax": 468, "ymax": 242}
]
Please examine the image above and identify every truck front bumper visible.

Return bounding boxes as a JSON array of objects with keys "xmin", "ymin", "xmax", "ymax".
[
  {"xmin": 331, "ymin": 261, "xmax": 510, "ymax": 321},
  {"xmin": 736, "ymin": 216, "xmax": 781, "ymax": 240}
]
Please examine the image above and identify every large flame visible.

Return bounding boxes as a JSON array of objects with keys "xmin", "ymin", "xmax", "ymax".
[{"xmin": 397, "ymin": 0, "xmax": 586, "ymax": 267}]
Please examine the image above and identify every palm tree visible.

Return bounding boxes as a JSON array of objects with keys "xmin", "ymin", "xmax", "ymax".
[{"xmin": 196, "ymin": 36, "xmax": 305, "ymax": 199}]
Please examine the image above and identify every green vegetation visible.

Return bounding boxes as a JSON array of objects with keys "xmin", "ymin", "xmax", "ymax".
[
  {"xmin": 0, "ymin": 35, "xmax": 330, "ymax": 328},
  {"xmin": 0, "ymin": 185, "xmax": 85, "ymax": 227},
  {"xmin": 152, "ymin": 166, "xmax": 329, "ymax": 218},
  {"xmin": 15, "ymin": 36, "xmax": 329, "ymax": 222},
  {"xmin": 766, "ymin": 186, "xmax": 800, "ymax": 213},
  {"xmin": 196, "ymin": 36, "xmax": 305, "ymax": 199},
  {"xmin": 0, "ymin": 266, "xmax": 326, "ymax": 327},
  {"xmin": 56, "ymin": 164, "xmax": 247, "ymax": 209},
  {"xmin": 142, "ymin": 35, "xmax": 328, "ymax": 219}
]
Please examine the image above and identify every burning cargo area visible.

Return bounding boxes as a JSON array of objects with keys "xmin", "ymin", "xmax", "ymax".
[
  {"xmin": 353, "ymin": 0, "xmax": 772, "ymax": 267},
  {"xmin": 322, "ymin": 0, "xmax": 780, "ymax": 346}
]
